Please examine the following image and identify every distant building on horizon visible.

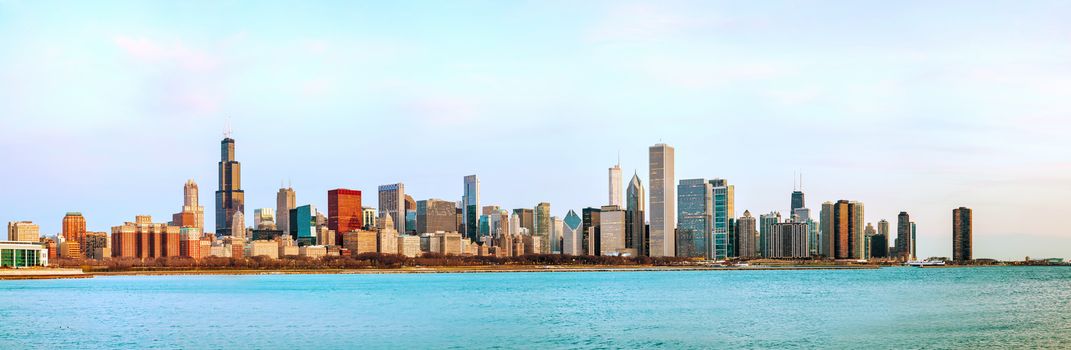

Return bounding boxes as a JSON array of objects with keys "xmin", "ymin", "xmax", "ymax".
[
  {"xmin": 276, "ymin": 186, "xmax": 296, "ymax": 236},
  {"xmin": 215, "ymin": 137, "xmax": 245, "ymax": 236},
  {"xmin": 534, "ymin": 202, "xmax": 552, "ymax": 254},
  {"xmin": 582, "ymin": 207, "xmax": 601, "ymax": 256},
  {"xmin": 562, "ymin": 210, "xmax": 582, "ymax": 255},
  {"xmin": 462, "ymin": 175, "xmax": 480, "ymax": 241},
  {"xmin": 648, "ymin": 143, "xmax": 675, "ymax": 257},
  {"xmin": 62, "ymin": 212, "xmax": 86, "ymax": 258},
  {"xmin": 609, "ymin": 163, "xmax": 622, "ymax": 207},
  {"xmin": 172, "ymin": 179, "xmax": 205, "ymax": 231},
  {"xmin": 896, "ymin": 211, "xmax": 913, "ymax": 261}
]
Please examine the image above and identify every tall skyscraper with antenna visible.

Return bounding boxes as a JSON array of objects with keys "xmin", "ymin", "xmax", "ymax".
[
  {"xmin": 609, "ymin": 162, "xmax": 622, "ymax": 207},
  {"xmin": 215, "ymin": 134, "xmax": 245, "ymax": 236},
  {"xmin": 791, "ymin": 172, "xmax": 805, "ymax": 214}
]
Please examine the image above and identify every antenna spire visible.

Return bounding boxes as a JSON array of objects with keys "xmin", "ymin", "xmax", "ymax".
[{"xmin": 224, "ymin": 116, "xmax": 233, "ymax": 138}]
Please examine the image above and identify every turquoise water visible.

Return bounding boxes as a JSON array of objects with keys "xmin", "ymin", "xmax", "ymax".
[{"xmin": 1, "ymin": 267, "xmax": 1070, "ymax": 349}]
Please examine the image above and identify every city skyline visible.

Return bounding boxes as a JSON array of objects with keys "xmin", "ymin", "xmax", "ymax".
[{"xmin": 3, "ymin": 2, "xmax": 1070, "ymax": 260}]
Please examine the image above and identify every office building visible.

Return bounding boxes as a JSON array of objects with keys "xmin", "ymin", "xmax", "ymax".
[
  {"xmin": 599, "ymin": 205, "xmax": 628, "ymax": 256},
  {"xmin": 710, "ymin": 178, "xmax": 734, "ymax": 260},
  {"xmin": 626, "ymin": 172, "xmax": 646, "ymax": 256},
  {"xmin": 649, "ymin": 143, "xmax": 675, "ymax": 257},
  {"xmin": 398, "ymin": 235, "xmax": 421, "ymax": 257},
  {"xmin": 534, "ymin": 202, "xmax": 551, "ymax": 254},
  {"xmin": 171, "ymin": 180, "xmax": 205, "ymax": 230},
  {"xmin": 362, "ymin": 207, "xmax": 377, "ymax": 230},
  {"xmin": 254, "ymin": 208, "xmax": 276, "ymax": 230},
  {"xmin": 870, "ymin": 232, "xmax": 888, "ymax": 259},
  {"xmin": 791, "ymin": 190, "xmax": 805, "ymax": 215},
  {"xmin": 953, "ymin": 207, "xmax": 972, "ymax": 262},
  {"xmin": 62, "ymin": 212, "xmax": 87, "ymax": 256},
  {"xmin": 550, "ymin": 216, "xmax": 563, "ymax": 254},
  {"xmin": 677, "ymin": 179, "xmax": 712, "ymax": 259},
  {"xmin": 759, "ymin": 212, "xmax": 781, "ymax": 258},
  {"xmin": 7, "ymin": 221, "xmax": 39, "ymax": 242},
  {"xmin": 215, "ymin": 137, "xmax": 245, "ymax": 236},
  {"xmin": 111, "ymin": 216, "xmax": 181, "ymax": 259},
  {"xmin": 276, "ymin": 186, "xmax": 296, "ymax": 235},
  {"xmin": 377, "ymin": 184, "xmax": 405, "ymax": 234},
  {"xmin": 609, "ymin": 163, "xmax": 622, "ymax": 207},
  {"xmin": 329, "ymin": 189, "xmax": 364, "ymax": 244},
  {"xmin": 562, "ymin": 210, "xmax": 582, "ymax": 255},
  {"xmin": 463, "ymin": 175, "xmax": 480, "ymax": 240},
  {"xmin": 416, "ymin": 199, "xmax": 458, "ymax": 234},
  {"xmin": 736, "ymin": 211, "xmax": 758, "ymax": 258},
  {"xmin": 581, "ymin": 207, "xmax": 601, "ymax": 255},
  {"xmin": 289, "ymin": 205, "xmax": 317, "ymax": 246},
  {"xmin": 514, "ymin": 208, "xmax": 534, "ymax": 240}
]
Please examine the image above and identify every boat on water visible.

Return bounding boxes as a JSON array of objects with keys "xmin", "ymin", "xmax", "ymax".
[{"xmin": 905, "ymin": 260, "xmax": 947, "ymax": 267}]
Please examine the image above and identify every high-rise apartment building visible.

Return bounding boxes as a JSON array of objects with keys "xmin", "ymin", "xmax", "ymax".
[
  {"xmin": 62, "ymin": 212, "xmax": 86, "ymax": 257},
  {"xmin": 648, "ymin": 143, "xmax": 675, "ymax": 257},
  {"xmin": 677, "ymin": 178, "xmax": 712, "ymax": 259},
  {"xmin": 215, "ymin": 137, "xmax": 245, "ymax": 236},
  {"xmin": 825, "ymin": 201, "xmax": 864, "ymax": 259},
  {"xmin": 609, "ymin": 163, "xmax": 622, "ymax": 207},
  {"xmin": 759, "ymin": 212, "xmax": 782, "ymax": 258},
  {"xmin": 276, "ymin": 186, "xmax": 296, "ymax": 235},
  {"xmin": 462, "ymin": 175, "xmax": 480, "ymax": 240},
  {"xmin": 626, "ymin": 173, "xmax": 646, "ymax": 257},
  {"xmin": 735, "ymin": 211, "xmax": 758, "ymax": 258},
  {"xmin": 111, "ymin": 216, "xmax": 181, "ymax": 259},
  {"xmin": 581, "ymin": 207, "xmax": 601, "ymax": 255},
  {"xmin": 953, "ymin": 207, "xmax": 972, "ymax": 262},
  {"xmin": 896, "ymin": 211, "xmax": 913, "ymax": 260},
  {"xmin": 534, "ymin": 202, "xmax": 551, "ymax": 254},
  {"xmin": 377, "ymin": 184, "xmax": 405, "ymax": 234},
  {"xmin": 329, "ymin": 189, "xmax": 363, "ymax": 244}
]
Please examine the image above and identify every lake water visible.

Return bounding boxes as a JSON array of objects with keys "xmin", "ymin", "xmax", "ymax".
[{"xmin": 1, "ymin": 267, "xmax": 1069, "ymax": 349}]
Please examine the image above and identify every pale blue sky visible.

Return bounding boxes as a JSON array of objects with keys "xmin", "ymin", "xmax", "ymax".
[{"xmin": 1, "ymin": 1, "xmax": 1069, "ymax": 260}]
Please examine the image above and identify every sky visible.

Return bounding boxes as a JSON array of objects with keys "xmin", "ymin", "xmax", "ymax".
[{"xmin": 1, "ymin": 0, "xmax": 1069, "ymax": 260}]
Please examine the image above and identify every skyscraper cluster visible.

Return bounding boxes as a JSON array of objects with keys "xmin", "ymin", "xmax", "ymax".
[{"xmin": 1, "ymin": 136, "xmax": 979, "ymax": 265}]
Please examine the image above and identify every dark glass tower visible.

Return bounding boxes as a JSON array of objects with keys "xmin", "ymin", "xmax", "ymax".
[
  {"xmin": 215, "ymin": 137, "xmax": 245, "ymax": 236},
  {"xmin": 791, "ymin": 191, "xmax": 805, "ymax": 214}
]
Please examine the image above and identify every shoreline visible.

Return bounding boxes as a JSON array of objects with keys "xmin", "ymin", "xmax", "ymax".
[{"xmin": 86, "ymin": 264, "xmax": 881, "ymax": 277}]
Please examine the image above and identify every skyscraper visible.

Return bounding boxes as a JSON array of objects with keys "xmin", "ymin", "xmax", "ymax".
[
  {"xmin": 254, "ymin": 208, "xmax": 276, "ymax": 230},
  {"xmin": 625, "ymin": 172, "xmax": 646, "ymax": 257},
  {"xmin": 735, "ymin": 211, "xmax": 758, "ymax": 258},
  {"xmin": 513, "ymin": 208, "xmax": 535, "ymax": 237},
  {"xmin": 417, "ymin": 199, "xmax": 458, "ymax": 234},
  {"xmin": 819, "ymin": 201, "xmax": 833, "ymax": 257},
  {"xmin": 677, "ymin": 178, "xmax": 712, "ymax": 259},
  {"xmin": 599, "ymin": 205, "xmax": 627, "ymax": 256},
  {"xmin": 462, "ymin": 175, "xmax": 480, "ymax": 240},
  {"xmin": 328, "ymin": 189, "xmax": 363, "ymax": 245},
  {"xmin": 759, "ymin": 212, "xmax": 781, "ymax": 258},
  {"xmin": 791, "ymin": 191, "xmax": 805, "ymax": 214},
  {"xmin": 534, "ymin": 202, "xmax": 551, "ymax": 254},
  {"xmin": 172, "ymin": 180, "xmax": 205, "ymax": 230},
  {"xmin": 609, "ymin": 163, "xmax": 622, "ymax": 207},
  {"xmin": 827, "ymin": 200, "xmax": 864, "ymax": 259},
  {"xmin": 897, "ymin": 211, "xmax": 913, "ymax": 261},
  {"xmin": 562, "ymin": 210, "xmax": 582, "ymax": 255},
  {"xmin": 709, "ymin": 178, "xmax": 734, "ymax": 260},
  {"xmin": 276, "ymin": 186, "xmax": 296, "ymax": 235},
  {"xmin": 648, "ymin": 143, "xmax": 675, "ymax": 257},
  {"xmin": 378, "ymin": 184, "xmax": 405, "ymax": 234},
  {"xmin": 62, "ymin": 212, "xmax": 86, "ymax": 250},
  {"xmin": 581, "ymin": 207, "xmax": 601, "ymax": 255},
  {"xmin": 290, "ymin": 205, "xmax": 316, "ymax": 246},
  {"xmin": 215, "ymin": 137, "xmax": 245, "ymax": 236}
]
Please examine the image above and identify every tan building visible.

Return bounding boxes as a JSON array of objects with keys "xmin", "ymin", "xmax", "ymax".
[
  {"xmin": 7, "ymin": 221, "xmax": 40, "ymax": 242},
  {"xmin": 599, "ymin": 205, "xmax": 628, "ymax": 256},
  {"xmin": 317, "ymin": 226, "xmax": 337, "ymax": 247},
  {"xmin": 343, "ymin": 231, "xmax": 379, "ymax": 255},
  {"xmin": 524, "ymin": 235, "xmax": 542, "ymax": 255},
  {"xmin": 398, "ymin": 235, "xmax": 421, "ymax": 257},
  {"xmin": 248, "ymin": 240, "xmax": 279, "ymax": 259},
  {"xmin": 84, "ymin": 232, "xmax": 110, "ymax": 260},
  {"xmin": 299, "ymin": 245, "xmax": 327, "ymax": 258}
]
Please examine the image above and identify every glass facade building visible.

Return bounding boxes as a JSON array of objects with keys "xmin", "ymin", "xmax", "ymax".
[
  {"xmin": 709, "ymin": 179, "xmax": 734, "ymax": 260},
  {"xmin": 462, "ymin": 175, "xmax": 480, "ymax": 240},
  {"xmin": 289, "ymin": 205, "xmax": 316, "ymax": 246},
  {"xmin": 676, "ymin": 179, "xmax": 712, "ymax": 259}
]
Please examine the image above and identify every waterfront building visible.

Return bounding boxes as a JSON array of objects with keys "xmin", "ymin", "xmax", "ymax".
[
  {"xmin": 626, "ymin": 172, "xmax": 646, "ymax": 256},
  {"xmin": 825, "ymin": 201, "xmax": 865, "ymax": 259},
  {"xmin": 171, "ymin": 180, "xmax": 205, "ymax": 230},
  {"xmin": 62, "ymin": 212, "xmax": 86, "ymax": 257},
  {"xmin": 396, "ymin": 235, "xmax": 419, "ymax": 257},
  {"xmin": 759, "ymin": 212, "xmax": 782, "ymax": 258},
  {"xmin": 768, "ymin": 221, "xmax": 809, "ymax": 258},
  {"xmin": 215, "ymin": 137, "xmax": 245, "ymax": 236},
  {"xmin": 864, "ymin": 222, "xmax": 876, "ymax": 259},
  {"xmin": 343, "ymin": 230, "xmax": 378, "ymax": 255},
  {"xmin": 870, "ymin": 232, "xmax": 888, "ymax": 259},
  {"xmin": 534, "ymin": 203, "xmax": 551, "ymax": 254},
  {"xmin": 710, "ymin": 178, "xmax": 734, "ymax": 260},
  {"xmin": 58, "ymin": 240, "xmax": 80, "ymax": 259},
  {"xmin": 378, "ymin": 184, "xmax": 405, "ymax": 234},
  {"xmin": 7, "ymin": 221, "xmax": 39, "ymax": 242},
  {"xmin": 609, "ymin": 163, "xmax": 622, "ymax": 207},
  {"xmin": 248, "ymin": 240, "xmax": 279, "ymax": 259},
  {"xmin": 911, "ymin": 221, "xmax": 918, "ymax": 260},
  {"xmin": 0, "ymin": 241, "xmax": 48, "ymax": 267},
  {"xmin": 289, "ymin": 205, "xmax": 317, "ymax": 246},
  {"xmin": 463, "ymin": 175, "xmax": 480, "ymax": 241},
  {"xmin": 599, "ymin": 205, "xmax": 628, "ymax": 256},
  {"xmin": 953, "ymin": 207, "xmax": 972, "ymax": 262},
  {"xmin": 416, "ymin": 199, "xmax": 458, "ymax": 234},
  {"xmin": 819, "ymin": 201, "xmax": 833, "ymax": 257},
  {"xmin": 254, "ymin": 208, "xmax": 276, "ymax": 230},
  {"xmin": 276, "ymin": 186, "xmax": 296, "ymax": 235},
  {"xmin": 648, "ymin": 143, "xmax": 676, "ymax": 257},
  {"xmin": 299, "ymin": 245, "xmax": 327, "ymax": 259},
  {"xmin": 110, "ymin": 216, "xmax": 181, "ymax": 259},
  {"xmin": 896, "ymin": 212, "xmax": 913, "ymax": 261},
  {"xmin": 84, "ymin": 232, "xmax": 110, "ymax": 260},
  {"xmin": 316, "ymin": 226, "xmax": 336, "ymax": 247},
  {"xmin": 581, "ymin": 207, "xmax": 601, "ymax": 255},
  {"xmin": 677, "ymin": 178, "xmax": 712, "ymax": 259},
  {"xmin": 878, "ymin": 219, "xmax": 890, "ymax": 253},
  {"xmin": 179, "ymin": 227, "xmax": 202, "ymax": 259},
  {"xmin": 40, "ymin": 238, "xmax": 56, "ymax": 261},
  {"xmin": 329, "ymin": 188, "xmax": 364, "ymax": 244},
  {"xmin": 736, "ymin": 211, "xmax": 758, "ymax": 258},
  {"xmin": 562, "ymin": 210, "xmax": 582, "ymax": 255}
]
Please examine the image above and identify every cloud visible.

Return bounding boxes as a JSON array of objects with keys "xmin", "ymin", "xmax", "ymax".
[
  {"xmin": 113, "ymin": 35, "xmax": 222, "ymax": 72},
  {"xmin": 113, "ymin": 35, "xmax": 234, "ymax": 116},
  {"xmin": 587, "ymin": 2, "xmax": 725, "ymax": 43}
]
